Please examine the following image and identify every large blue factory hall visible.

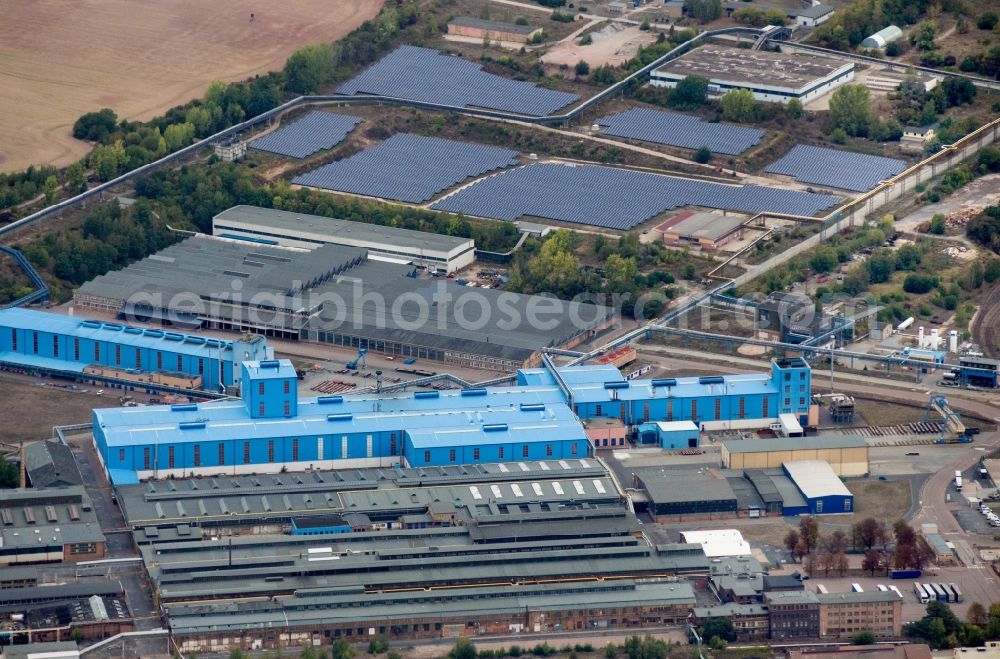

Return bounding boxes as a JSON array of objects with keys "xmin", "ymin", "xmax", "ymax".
[
  {"xmin": 0, "ymin": 308, "xmax": 271, "ymax": 393},
  {"xmin": 93, "ymin": 356, "xmax": 811, "ymax": 484}
]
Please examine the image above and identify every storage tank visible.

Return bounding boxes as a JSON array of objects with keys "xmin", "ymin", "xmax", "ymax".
[
  {"xmin": 949, "ymin": 330, "xmax": 958, "ymax": 353},
  {"xmin": 897, "ymin": 316, "xmax": 915, "ymax": 331},
  {"xmin": 862, "ymin": 25, "xmax": 903, "ymax": 49},
  {"xmin": 918, "ymin": 326, "xmax": 925, "ymax": 347}
]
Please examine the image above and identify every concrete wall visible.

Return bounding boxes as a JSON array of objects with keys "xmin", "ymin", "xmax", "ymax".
[{"xmin": 722, "ymin": 446, "xmax": 868, "ymax": 476}]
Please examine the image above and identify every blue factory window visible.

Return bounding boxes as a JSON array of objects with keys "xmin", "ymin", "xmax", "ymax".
[
  {"xmin": 74, "ymin": 338, "xmax": 79, "ymax": 361},
  {"xmin": 198, "ymin": 359, "xmax": 204, "ymax": 375},
  {"xmin": 115, "ymin": 344, "xmax": 121, "ymax": 365},
  {"xmin": 137, "ymin": 349, "xmax": 142, "ymax": 369},
  {"xmin": 157, "ymin": 352, "xmax": 162, "ymax": 370},
  {"xmin": 800, "ymin": 372, "xmax": 806, "ymax": 380},
  {"xmin": 844, "ymin": 500, "xmax": 851, "ymax": 511},
  {"xmin": 816, "ymin": 500, "xmax": 823, "ymax": 513},
  {"xmin": 449, "ymin": 449, "xmax": 456, "ymax": 462},
  {"xmin": 498, "ymin": 446, "xmax": 504, "ymax": 460},
  {"xmin": 390, "ymin": 434, "xmax": 397, "ymax": 456},
  {"xmin": 243, "ymin": 443, "xmax": 251, "ymax": 464},
  {"xmin": 691, "ymin": 400, "xmax": 698, "ymax": 421},
  {"xmin": 268, "ymin": 440, "xmax": 275, "ymax": 463},
  {"xmin": 800, "ymin": 397, "xmax": 805, "ymax": 406},
  {"xmin": 595, "ymin": 404, "xmax": 602, "ymax": 416},
  {"xmin": 219, "ymin": 443, "xmax": 225, "ymax": 465},
  {"xmin": 763, "ymin": 399, "xmax": 769, "ymax": 416},
  {"xmin": 292, "ymin": 438, "xmax": 299, "ymax": 462},
  {"xmin": 259, "ymin": 403, "xmax": 265, "ymax": 417},
  {"xmin": 546, "ymin": 444, "xmax": 553, "ymax": 457},
  {"xmin": 571, "ymin": 444, "xmax": 578, "ymax": 456},
  {"xmin": 177, "ymin": 355, "xmax": 183, "ymax": 371},
  {"xmin": 714, "ymin": 398, "xmax": 721, "ymax": 420},
  {"xmin": 424, "ymin": 450, "xmax": 431, "ymax": 464},
  {"xmin": 52, "ymin": 335, "xmax": 58, "ymax": 357},
  {"xmin": 10, "ymin": 329, "xmax": 16, "ymax": 351},
  {"xmin": 259, "ymin": 382, "xmax": 265, "ymax": 395},
  {"xmin": 193, "ymin": 445, "xmax": 201, "ymax": 467},
  {"xmin": 119, "ymin": 449, "xmax": 125, "ymax": 462},
  {"xmin": 473, "ymin": 448, "xmax": 480, "ymax": 460},
  {"xmin": 739, "ymin": 397, "xmax": 745, "ymax": 419},
  {"xmin": 95, "ymin": 344, "xmax": 100, "ymax": 362},
  {"xmin": 784, "ymin": 398, "xmax": 790, "ymax": 407},
  {"xmin": 284, "ymin": 381, "xmax": 290, "ymax": 394},
  {"xmin": 32, "ymin": 332, "xmax": 37, "ymax": 354},
  {"xmin": 667, "ymin": 402, "xmax": 673, "ymax": 421},
  {"xmin": 522, "ymin": 445, "xmax": 529, "ymax": 458},
  {"xmin": 784, "ymin": 372, "xmax": 791, "ymax": 381},
  {"xmin": 284, "ymin": 401, "xmax": 290, "ymax": 416},
  {"xmin": 168, "ymin": 446, "xmax": 175, "ymax": 469},
  {"xmin": 143, "ymin": 448, "xmax": 150, "ymax": 469}
]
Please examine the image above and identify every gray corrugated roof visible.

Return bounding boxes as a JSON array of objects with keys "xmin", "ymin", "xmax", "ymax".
[
  {"xmin": 797, "ymin": 4, "xmax": 834, "ymax": 18},
  {"xmin": 24, "ymin": 441, "xmax": 83, "ymax": 488},
  {"xmin": 213, "ymin": 205, "xmax": 473, "ymax": 254},
  {"xmin": 639, "ymin": 472, "xmax": 738, "ymax": 504}
]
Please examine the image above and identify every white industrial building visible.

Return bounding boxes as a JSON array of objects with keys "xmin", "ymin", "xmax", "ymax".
[
  {"xmin": 650, "ymin": 46, "xmax": 854, "ymax": 105},
  {"xmin": 212, "ymin": 205, "xmax": 476, "ymax": 273},
  {"xmin": 679, "ymin": 529, "xmax": 753, "ymax": 558}
]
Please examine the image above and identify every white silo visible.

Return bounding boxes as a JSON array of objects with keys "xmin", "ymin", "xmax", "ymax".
[{"xmin": 949, "ymin": 330, "xmax": 958, "ymax": 353}]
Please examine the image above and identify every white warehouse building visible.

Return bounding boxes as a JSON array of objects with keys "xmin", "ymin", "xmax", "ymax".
[
  {"xmin": 650, "ymin": 46, "xmax": 854, "ymax": 105},
  {"xmin": 212, "ymin": 205, "xmax": 476, "ymax": 273}
]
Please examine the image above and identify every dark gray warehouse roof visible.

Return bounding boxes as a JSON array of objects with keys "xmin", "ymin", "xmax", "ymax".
[
  {"xmin": 639, "ymin": 471, "xmax": 738, "ymax": 504},
  {"xmin": 24, "ymin": 440, "xmax": 83, "ymax": 488}
]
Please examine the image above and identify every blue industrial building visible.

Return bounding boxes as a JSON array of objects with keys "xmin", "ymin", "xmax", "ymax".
[
  {"xmin": 92, "ymin": 357, "xmax": 810, "ymax": 483},
  {"xmin": 959, "ymin": 354, "xmax": 999, "ymax": 388},
  {"xmin": 519, "ymin": 357, "xmax": 812, "ymax": 430},
  {"xmin": 636, "ymin": 421, "xmax": 700, "ymax": 448},
  {"xmin": 782, "ymin": 460, "xmax": 853, "ymax": 515},
  {"xmin": 93, "ymin": 359, "xmax": 591, "ymax": 484},
  {"xmin": 0, "ymin": 308, "xmax": 270, "ymax": 393}
]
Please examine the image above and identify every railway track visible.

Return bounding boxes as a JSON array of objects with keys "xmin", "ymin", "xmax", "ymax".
[{"xmin": 972, "ymin": 283, "xmax": 1000, "ymax": 359}]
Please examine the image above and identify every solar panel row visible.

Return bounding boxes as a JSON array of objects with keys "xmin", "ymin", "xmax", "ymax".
[
  {"xmin": 249, "ymin": 112, "xmax": 363, "ymax": 159},
  {"xmin": 337, "ymin": 45, "xmax": 579, "ymax": 117},
  {"xmin": 431, "ymin": 163, "xmax": 841, "ymax": 230},
  {"xmin": 597, "ymin": 108, "xmax": 764, "ymax": 155},
  {"xmin": 765, "ymin": 144, "xmax": 907, "ymax": 192},
  {"xmin": 292, "ymin": 133, "xmax": 520, "ymax": 204}
]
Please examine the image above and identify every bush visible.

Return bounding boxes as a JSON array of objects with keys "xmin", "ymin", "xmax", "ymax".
[
  {"xmin": 694, "ymin": 146, "xmax": 712, "ymax": 163},
  {"xmin": 903, "ymin": 273, "xmax": 940, "ymax": 294},
  {"xmin": 73, "ymin": 108, "xmax": 118, "ymax": 142},
  {"xmin": 830, "ymin": 127, "xmax": 849, "ymax": 144},
  {"xmin": 575, "ymin": 60, "xmax": 590, "ymax": 76},
  {"xmin": 930, "ymin": 213, "xmax": 946, "ymax": 234},
  {"xmin": 977, "ymin": 12, "xmax": 999, "ymax": 30},
  {"xmin": 368, "ymin": 637, "xmax": 389, "ymax": 654},
  {"xmin": 579, "ymin": 32, "xmax": 593, "ymax": 45},
  {"xmin": 515, "ymin": 16, "xmax": 530, "ymax": 25},
  {"xmin": 550, "ymin": 10, "xmax": 575, "ymax": 22}
]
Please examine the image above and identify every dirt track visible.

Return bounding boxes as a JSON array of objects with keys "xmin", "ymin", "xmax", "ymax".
[{"xmin": 0, "ymin": 0, "xmax": 383, "ymax": 173}]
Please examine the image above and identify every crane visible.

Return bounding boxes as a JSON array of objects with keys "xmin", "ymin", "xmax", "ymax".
[
  {"xmin": 924, "ymin": 394, "xmax": 970, "ymax": 443},
  {"xmin": 346, "ymin": 347, "xmax": 367, "ymax": 370}
]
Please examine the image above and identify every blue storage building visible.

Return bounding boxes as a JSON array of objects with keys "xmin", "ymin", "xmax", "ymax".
[
  {"xmin": 636, "ymin": 420, "xmax": 700, "ymax": 448},
  {"xmin": 0, "ymin": 307, "xmax": 270, "ymax": 393},
  {"xmin": 782, "ymin": 460, "xmax": 853, "ymax": 515}
]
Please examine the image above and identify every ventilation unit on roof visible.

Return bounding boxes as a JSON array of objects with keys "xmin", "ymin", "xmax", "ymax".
[
  {"xmin": 327, "ymin": 413, "xmax": 353, "ymax": 422},
  {"xmin": 461, "ymin": 389, "xmax": 487, "ymax": 397},
  {"xmin": 170, "ymin": 403, "xmax": 198, "ymax": 412},
  {"xmin": 179, "ymin": 421, "xmax": 205, "ymax": 430},
  {"xmin": 483, "ymin": 424, "xmax": 508, "ymax": 432},
  {"xmin": 604, "ymin": 381, "xmax": 629, "ymax": 390},
  {"xmin": 318, "ymin": 396, "xmax": 344, "ymax": 404},
  {"xmin": 414, "ymin": 391, "xmax": 439, "ymax": 399},
  {"xmin": 698, "ymin": 376, "xmax": 725, "ymax": 385},
  {"xmin": 651, "ymin": 378, "xmax": 677, "ymax": 388},
  {"xmin": 519, "ymin": 403, "xmax": 545, "ymax": 412}
]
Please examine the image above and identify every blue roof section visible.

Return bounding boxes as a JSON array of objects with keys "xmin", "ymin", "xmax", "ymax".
[
  {"xmin": 406, "ymin": 417, "xmax": 584, "ymax": 449},
  {"xmin": 0, "ymin": 308, "xmax": 236, "ymax": 360},
  {"xmin": 94, "ymin": 392, "xmax": 580, "ymax": 447},
  {"xmin": 517, "ymin": 364, "xmax": 623, "ymax": 387},
  {"xmin": 568, "ymin": 373, "xmax": 776, "ymax": 404},
  {"xmin": 0, "ymin": 351, "xmax": 86, "ymax": 373},
  {"xmin": 243, "ymin": 359, "xmax": 297, "ymax": 380}
]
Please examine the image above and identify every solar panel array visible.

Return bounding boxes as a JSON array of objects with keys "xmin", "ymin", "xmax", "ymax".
[
  {"xmin": 765, "ymin": 144, "xmax": 907, "ymax": 192},
  {"xmin": 431, "ymin": 163, "xmax": 841, "ymax": 230},
  {"xmin": 597, "ymin": 108, "xmax": 764, "ymax": 155},
  {"xmin": 249, "ymin": 112, "xmax": 362, "ymax": 158},
  {"xmin": 292, "ymin": 133, "xmax": 520, "ymax": 204},
  {"xmin": 337, "ymin": 45, "xmax": 580, "ymax": 117}
]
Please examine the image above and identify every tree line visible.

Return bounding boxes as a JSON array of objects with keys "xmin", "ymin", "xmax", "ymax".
[{"xmin": 783, "ymin": 517, "xmax": 933, "ymax": 576}]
